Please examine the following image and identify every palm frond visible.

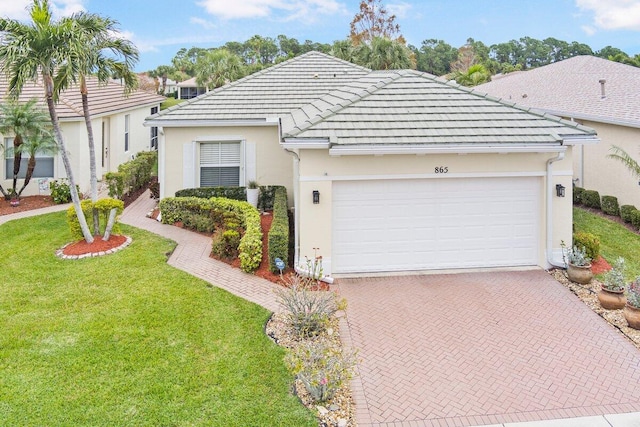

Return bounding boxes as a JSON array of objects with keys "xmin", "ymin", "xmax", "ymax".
[{"xmin": 607, "ymin": 145, "xmax": 640, "ymax": 179}]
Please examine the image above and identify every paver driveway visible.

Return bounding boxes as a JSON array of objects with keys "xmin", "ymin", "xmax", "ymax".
[{"xmin": 336, "ymin": 270, "xmax": 640, "ymax": 427}]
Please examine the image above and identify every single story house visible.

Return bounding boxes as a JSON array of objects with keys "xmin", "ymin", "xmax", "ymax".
[
  {"xmin": 146, "ymin": 52, "xmax": 598, "ymax": 277},
  {"xmin": 0, "ymin": 76, "xmax": 165, "ymax": 196},
  {"xmin": 476, "ymin": 56, "xmax": 640, "ymax": 207},
  {"xmin": 177, "ymin": 77, "xmax": 207, "ymax": 100}
]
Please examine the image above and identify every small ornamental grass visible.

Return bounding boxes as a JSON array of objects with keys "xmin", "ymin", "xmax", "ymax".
[
  {"xmin": 276, "ymin": 274, "xmax": 344, "ymax": 338},
  {"xmin": 285, "ymin": 340, "xmax": 357, "ymax": 404}
]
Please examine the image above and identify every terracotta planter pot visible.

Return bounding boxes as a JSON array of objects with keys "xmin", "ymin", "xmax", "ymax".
[
  {"xmin": 597, "ymin": 287, "xmax": 626, "ymax": 310},
  {"xmin": 623, "ymin": 303, "xmax": 640, "ymax": 330},
  {"xmin": 567, "ymin": 263, "xmax": 593, "ymax": 284}
]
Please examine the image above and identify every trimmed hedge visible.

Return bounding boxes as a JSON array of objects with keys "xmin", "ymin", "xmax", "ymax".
[
  {"xmin": 581, "ymin": 189, "xmax": 601, "ymax": 209},
  {"xmin": 631, "ymin": 210, "xmax": 640, "ymax": 230},
  {"xmin": 573, "ymin": 186, "xmax": 584, "ymax": 205},
  {"xmin": 159, "ymin": 196, "xmax": 262, "ymax": 272},
  {"xmin": 106, "ymin": 151, "xmax": 157, "ymax": 199},
  {"xmin": 268, "ymin": 187, "xmax": 290, "ymax": 273},
  {"xmin": 601, "ymin": 195, "xmax": 620, "ymax": 216},
  {"xmin": 175, "ymin": 185, "xmax": 286, "ymax": 211},
  {"xmin": 620, "ymin": 205, "xmax": 637, "ymax": 223},
  {"xmin": 66, "ymin": 198, "xmax": 124, "ymax": 240},
  {"xmin": 573, "ymin": 231, "xmax": 600, "ymax": 261}
]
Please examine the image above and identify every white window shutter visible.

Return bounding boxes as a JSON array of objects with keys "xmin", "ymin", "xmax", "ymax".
[
  {"xmin": 183, "ymin": 142, "xmax": 195, "ymax": 189},
  {"xmin": 245, "ymin": 141, "xmax": 256, "ymax": 185}
]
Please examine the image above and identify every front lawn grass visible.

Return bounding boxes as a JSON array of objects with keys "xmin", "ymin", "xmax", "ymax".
[
  {"xmin": 0, "ymin": 212, "xmax": 316, "ymax": 427},
  {"xmin": 573, "ymin": 207, "xmax": 640, "ymax": 278}
]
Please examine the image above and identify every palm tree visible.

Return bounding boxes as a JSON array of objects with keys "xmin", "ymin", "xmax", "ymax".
[
  {"xmin": 56, "ymin": 11, "xmax": 138, "ymax": 235},
  {"xmin": 451, "ymin": 64, "xmax": 491, "ymax": 87},
  {"xmin": 16, "ymin": 127, "xmax": 57, "ymax": 197},
  {"xmin": 0, "ymin": 0, "xmax": 93, "ymax": 242},
  {"xmin": 0, "ymin": 99, "xmax": 52, "ymax": 199},
  {"xmin": 357, "ymin": 37, "xmax": 415, "ymax": 70},
  {"xmin": 608, "ymin": 145, "xmax": 640, "ymax": 179},
  {"xmin": 195, "ymin": 49, "xmax": 245, "ymax": 89}
]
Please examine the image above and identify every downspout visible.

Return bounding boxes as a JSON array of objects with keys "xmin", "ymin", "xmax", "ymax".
[{"xmin": 547, "ymin": 150, "xmax": 565, "ymax": 268}]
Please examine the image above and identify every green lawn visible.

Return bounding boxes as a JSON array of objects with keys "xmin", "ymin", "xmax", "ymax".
[
  {"xmin": 0, "ymin": 213, "xmax": 316, "ymax": 427},
  {"xmin": 574, "ymin": 207, "xmax": 640, "ymax": 279},
  {"xmin": 160, "ymin": 97, "xmax": 186, "ymax": 110}
]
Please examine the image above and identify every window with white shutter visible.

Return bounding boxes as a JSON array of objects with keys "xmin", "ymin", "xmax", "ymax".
[{"xmin": 199, "ymin": 141, "xmax": 240, "ymax": 187}]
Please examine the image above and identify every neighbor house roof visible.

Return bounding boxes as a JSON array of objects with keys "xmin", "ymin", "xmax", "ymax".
[
  {"xmin": 474, "ymin": 56, "xmax": 640, "ymax": 128},
  {"xmin": 281, "ymin": 70, "xmax": 596, "ymax": 147},
  {"xmin": 147, "ymin": 51, "xmax": 371, "ymax": 124},
  {"xmin": 0, "ymin": 75, "xmax": 165, "ymax": 120},
  {"xmin": 176, "ymin": 77, "xmax": 202, "ymax": 88}
]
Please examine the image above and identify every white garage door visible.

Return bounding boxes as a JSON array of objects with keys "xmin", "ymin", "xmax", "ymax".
[{"xmin": 332, "ymin": 177, "xmax": 540, "ymax": 274}]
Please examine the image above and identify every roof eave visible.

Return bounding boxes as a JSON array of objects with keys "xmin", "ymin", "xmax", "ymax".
[
  {"xmin": 328, "ymin": 143, "xmax": 569, "ymax": 156},
  {"xmin": 144, "ymin": 118, "xmax": 280, "ymax": 127}
]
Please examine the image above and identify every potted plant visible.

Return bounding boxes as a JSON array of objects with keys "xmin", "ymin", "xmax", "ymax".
[
  {"xmin": 246, "ymin": 181, "xmax": 260, "ymax": 208},
  {"xmin": 598, "ymin": 257, "xmax": 627, "ymax": 309},
  {"xmin": 624, "ymin": 279, "xmax": 640, "ymax": 330},
  {"xmin": 564, "ymin": 244, "xmax": 593, "ymax": 284}
]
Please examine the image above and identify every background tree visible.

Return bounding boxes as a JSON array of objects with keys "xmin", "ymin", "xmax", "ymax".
[
  {"xmin": 15, "ymin": 126, "xmax": 57, "ymax": 197},
  {"xmin": 149, "ymin": 64, "xmax": 174, "ymax": 94},
  {"xmin": 350, "ymin": 0, "xmax": 403, "ymax": 45},
  {"xmin": 356, "ymin": 36, "xmax": 415, "ymax": 70},
  {"xmin": 451, "ymin": 63, "xmax": 491, "ymax": 87},
  {"xmin": 0, "ymin": 0, "xmax": 93, "ymax": 242},
  {"xmin": 195, "ymin": 49, "xmax": 245, "ymax": 89},
  {"xmin": 413, "ymin": 39, "xmax": 459, "ymax": 76},
  {"xmin": 0, "ymin": 99, "xmax": 52, "ymax": 199}
]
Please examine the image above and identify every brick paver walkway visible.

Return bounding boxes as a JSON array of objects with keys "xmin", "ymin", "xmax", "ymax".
[
  {"xmin": 337, "ymin": 272, "xmax": 640, "ymax": 427},
  {"xmin": 119, "ymin": 191, "xmax": 281, "ymax": 312}
]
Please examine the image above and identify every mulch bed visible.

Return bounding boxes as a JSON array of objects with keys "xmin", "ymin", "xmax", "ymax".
[
  {"xmin": 0, "ymin": 195, "xmax": 56, "ymax": 216},
  {"xmin": 61, "ymin": 234, "xmax": 128, "ymax": 256}
]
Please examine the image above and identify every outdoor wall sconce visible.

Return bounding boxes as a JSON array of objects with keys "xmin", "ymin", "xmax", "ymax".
[
  {"xmin": 313, "ymin": 190, "xmax": 320, "ymax": 204},
  {"xmin": 556, "ymin": 184, "xmax": 565, "ymax": 198}
]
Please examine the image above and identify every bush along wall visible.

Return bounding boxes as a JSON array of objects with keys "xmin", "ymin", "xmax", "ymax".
[
  {"xmin": 601, "ymin": 195, "xmax": 620, "ymax": 216},
  {"xmin": 268, "ymin": 187, "xmax": 290, "ymax": 273},
  {"xmin": 175, "ymin": 185, "xmax": 287, "ymax": 211},
  {"xmin": 159, "ymin": 196, "xmax": 262, "ymax": 273},
  {"xmin": 620, "ymin": 205, "xmax": 637, "ymax": 223},
  {"xmin": 581, "ymin": 189, "xmax": 601, "ymax": 209},
  {"xmin": 105, "ymin": 151, "xmax": 157, "ymax": 199},
  {"xmin": 573, "ymin": 186, "xmax": 585, "ymax": 205}
]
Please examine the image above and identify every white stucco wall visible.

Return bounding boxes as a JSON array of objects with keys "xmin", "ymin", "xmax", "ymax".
[{"xmin": 573, "ymin": 120, "xmax": 640, "ymax": 208}]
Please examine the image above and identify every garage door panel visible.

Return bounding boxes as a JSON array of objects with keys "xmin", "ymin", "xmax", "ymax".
[{"xmin": 332, "ymin": 178, "xmax": 539, "ymax": 274}]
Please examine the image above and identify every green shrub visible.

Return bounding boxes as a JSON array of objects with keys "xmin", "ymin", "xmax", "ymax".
[
  {"xmin": 176, "ymin": 187, "xmax": 246, "ymax": 201},
  {"xmin": 105, "ymin": 172, "xmax": 125, "ymax": 199},
  {"xmin": 601, "ymin": 195, "xmax": 620, "ymax": 216},
  {"xmin": 50, "ymin": 179, "xmax": 78, "ymax": 204},
  {"xmin": 258, "ymin": 185, "xmax": 286, "ymax": 211},
  {"xmin": 65, "ymin": 198, "xmax": 124, "ymax": 240},
  {"xmin": 106, "ymin": 151, "xmax": 157, "ymax": 199},
  {"xmin": 159, "ymin": 196, "xmax": 262, "ymax": 272},
  {"xmin": 631, "ymin": 210, "xmax": 640, "ymax": 229},
  {"xmin": 268, "ymin": 187, "xmax": 290, "ymax": 273},
  {"xmin": 620, "ymin": 205, "xmax": 637, "ymax": 223},
  {"xmin": 573, "ymin": 186, "xmax": 584, "ymax": 205},
  {"xmin": 182, "ymin": 212, "xmax": 215, "ymax": 233},
  {"xmin": 581, "ymin": 189, "xmax": 601, "ymax": 209},
  {"xmin": 573, "ymin": 231, "xmax": 600, "ymax": 261}
]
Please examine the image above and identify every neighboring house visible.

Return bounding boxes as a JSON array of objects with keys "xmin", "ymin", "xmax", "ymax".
[
  {"xmin": 0, "ymin": 76, "xmax": 165, "ymax": 197},
  {"xmin": 146, "ymin": 52, "xmax": 598, "ymax": 277},
  {"xmin": 177, "ymin": 77, "xmax": 207, "ymax": 99},
  {"xmin": 476, "ymin": 56, "xmax": 640, "ymax": 207}
]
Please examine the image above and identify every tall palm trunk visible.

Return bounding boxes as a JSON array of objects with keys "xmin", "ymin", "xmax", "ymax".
[
  {"xmin": 17, "ymin": 155, "xmax": 36, "ymax": 196},
  {"xmin": 11, "ymin": 134, "xmax": 23, "ymax": 195},
  {"xmin": 44, "ymin": 73, "xmax": 94, "ymax": 243},
  {"xmin": 80, "ymin": 76, "xmax": 100, "ymax": 235}
]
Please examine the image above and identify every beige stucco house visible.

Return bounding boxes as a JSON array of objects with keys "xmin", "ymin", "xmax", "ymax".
[
  {"xmin": 476, "ymin": 56, "xmax": 640, "ymax": 207},
  {"xmin": 0, "ymin": 76, "xmax": 165, "ymax": 197},
  {"xmin": 147, "ymin": 52, "xmax": 598, "ymax": 277}
]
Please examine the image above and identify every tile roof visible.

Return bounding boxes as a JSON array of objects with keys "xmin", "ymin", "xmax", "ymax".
[
  {"xmin": 147, "ymin": 51, "xmax": 596, "ymax": 146},
  {"xmin": 283, "ymin": 70, "xmax": 596, "ymax": 145},
  {"xmin": 148, "ymin": 51, "xmax": 371, "ymax": 123},
  {"xmin": 474, "ymin": 55, "xmax": 640, "ymax": 127},
  {"xmin": 0, "ymin": 74, "xmax": 165, "ymax": 120}
]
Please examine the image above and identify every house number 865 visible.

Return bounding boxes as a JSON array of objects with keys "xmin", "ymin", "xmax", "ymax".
[{"xmin": 435, "ymin": 166, "xmax": 449, "ymax": 173}]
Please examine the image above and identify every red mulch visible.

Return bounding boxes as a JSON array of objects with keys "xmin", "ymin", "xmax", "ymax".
[
  {"xmin": 591, "ymin": 256, "xmax": 612, "ymax": 275},
  {"xmin": 0, "ymin": 195, "xmax": 56, "ymax": 216},
  {"xmin": 62, "ymin": 234, "xmax": 127, "ymax": 256}
]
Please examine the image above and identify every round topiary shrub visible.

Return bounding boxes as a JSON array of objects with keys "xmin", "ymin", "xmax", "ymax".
[
  {"xmin": 601, "ymin": 195, "xmax": 620, "ymax": 216},
  {"xmin": 573, "ymin": 186, "xmax": 585, "ymax": 205},
  {"xmin": 581, "ymin": 190, "xmax": 601, "ymax": 209},
  {"xmin": 620, "ymin": 205, "xmax": 637, "ymax": 223},
  {"xmin": 573, "ymin": 231, "xmax": 600, "ymax": 261}
]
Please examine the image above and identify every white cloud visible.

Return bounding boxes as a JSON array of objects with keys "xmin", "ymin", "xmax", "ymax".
[
  {"xmin": 196, "ymin": 0, "xmax": 347, "ymax": 21},
  {"xmin": 576, "ymin": 0, "xmax": 640, "ymax": 31},
  {"xmin": 0, "ymin": 0, "xmax": 85, "ymax": 20},
  {"xmin": 190, "ymin": 17, "xmax": 217, "ymax": 30},
  {"xmin": 581, "ymin": 25, "xmax": 596, "ymax": 35},
  {"xmin": 387, "ymin": 1, "xmax": 412, "ymax": 19}
]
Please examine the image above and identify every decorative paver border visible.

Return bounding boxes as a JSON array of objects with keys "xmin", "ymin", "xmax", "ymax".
[{"xmin": 56, "ymin": 236, "xmax": 132, "ymax": 260}]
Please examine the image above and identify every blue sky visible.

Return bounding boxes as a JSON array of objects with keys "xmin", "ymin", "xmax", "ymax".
[{"xmin": 2, "ymin": 0, "xmax": 640, "ymax": 71}]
